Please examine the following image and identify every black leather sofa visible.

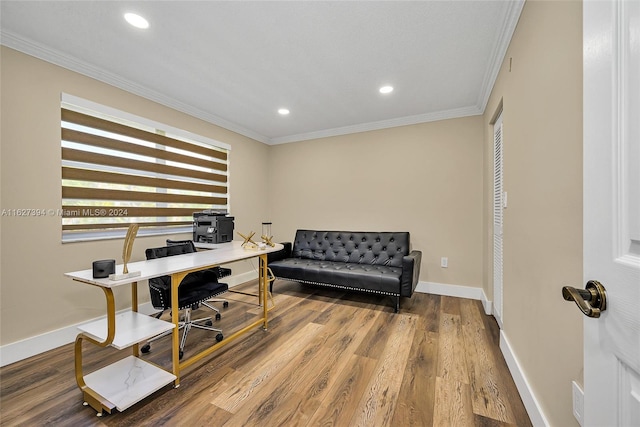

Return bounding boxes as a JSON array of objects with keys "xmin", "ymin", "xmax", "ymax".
[{"xmin": 267, "ymin": 230, "xmax": 422, "ymax": 312}]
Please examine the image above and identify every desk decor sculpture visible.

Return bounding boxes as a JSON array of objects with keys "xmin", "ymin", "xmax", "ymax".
[
  {"xmin": 109, "ymin": 223, "xmax": 141, "ymax": 280},
  {"xmin": 238, "ymin": 230, "xmax": 266, "ymax": 250},
  {"xmin": 261, "ymin": 222, "xmax": 275, "ymax": 247}
]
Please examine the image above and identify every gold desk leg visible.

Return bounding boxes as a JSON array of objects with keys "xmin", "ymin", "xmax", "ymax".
[
  {"xmin": 74, "ymin": 286, "xmax": 117, "ymax": 416},
  {"xmin": 171, "ymin": 271, "xmax": 189, "ymax": 387},
  {"xmin": 259, "ymin": 254, "xmax": 269, "ymax": 330},
  {"xmin": 131, "ymin": 281, "xmax": 139, "ymax": 357},
  {"xmin": 170, "ymin": 256, "xmax": 271, "ymax": 380}
]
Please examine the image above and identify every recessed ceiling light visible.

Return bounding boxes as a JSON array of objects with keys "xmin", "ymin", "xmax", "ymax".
[
  {"xmin": 124, "ymin": 13, "xmax": 149, "ymax": 29},
  {"xmin": 379, "ymin": 85, "xmax": 394, "ymax": 94},
  {"xmin": 278, "ymin": 108, "xmax": 290, "ymax": 115}
]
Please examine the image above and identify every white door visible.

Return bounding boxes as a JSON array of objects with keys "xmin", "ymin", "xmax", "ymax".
[
  {"xmin": 493, "ymin": 112, "xmax": 504, "ymax": 328},
  {"xmin": 583, "ymin": 0, "xmax": 640, "ymax": 425}
]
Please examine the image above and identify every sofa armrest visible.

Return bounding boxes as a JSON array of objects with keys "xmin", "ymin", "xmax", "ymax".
[
  {"xmin": 267, "ymin": 242, "xmax": 292, "ymax": 264},
  {"xmin": 400, "ymin": 250, "xmax": 422, "ymax": 297}
]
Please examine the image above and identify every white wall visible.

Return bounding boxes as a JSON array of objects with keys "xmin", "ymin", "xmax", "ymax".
[{"xmin": 482, "ymin": 1, "xmax": 583, "ymax": 426}]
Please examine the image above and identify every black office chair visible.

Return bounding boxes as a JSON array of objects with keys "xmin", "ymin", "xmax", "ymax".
[
  {"xmin": 141, "ymin": 241, "xmax": 228, "ymax": 359},
  {"xmin": 166, "ymin": 239, "xmax": 231, "ymax": 315}
]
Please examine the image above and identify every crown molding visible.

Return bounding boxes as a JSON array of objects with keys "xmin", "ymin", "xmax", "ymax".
[
  {"xmin": 267, "ymin": 105, "xmax": 483, "ymax": 145},
  {"xmin": 476, "ymin": 0, "xmax": 525, "ymax": 112},
  {"xmin": 0, "ymin": 29, "xmax": 270, "ymax": 144}
]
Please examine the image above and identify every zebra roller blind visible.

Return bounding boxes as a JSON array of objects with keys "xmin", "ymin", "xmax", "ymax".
[{"xmin": 61, "ymin": 97, "xmax": 229, "ymax": 242}]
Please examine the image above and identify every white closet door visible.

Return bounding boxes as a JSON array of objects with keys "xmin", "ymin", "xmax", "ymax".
[{"xmin": 493, "ymin": 112, "xmax": 504, "ymax": 328}]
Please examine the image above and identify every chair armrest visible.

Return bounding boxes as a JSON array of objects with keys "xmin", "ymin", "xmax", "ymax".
[
  {"xmin": 400, "ymin": 250, "xmax": 422, "ymax": 297},
  {"xmin": 267, "ymin": 242, "xmax": 292, "ymax": 263}
]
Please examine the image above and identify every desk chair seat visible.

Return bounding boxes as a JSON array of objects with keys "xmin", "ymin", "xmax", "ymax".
[
  {"xmin": 166, "ymin": 239, "xmax": 230, "ymax": 315},
  {"xmin": 143, "ymin": 242, "xmax": 229, "ymax": 359}
]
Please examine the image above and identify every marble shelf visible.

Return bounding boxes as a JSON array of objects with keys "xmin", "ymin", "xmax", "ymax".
[
  {"xmin": 83, "ymin": 356, "xmax": 176, "ymax": 412},
  {"xmin": 78, "ymin": 311, "xmax": 175, "ymax": 350}
]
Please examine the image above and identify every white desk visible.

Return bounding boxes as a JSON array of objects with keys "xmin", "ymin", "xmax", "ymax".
[{"xmin": 65, "ymin": 240, "xmax": 283, "ymax": 416}]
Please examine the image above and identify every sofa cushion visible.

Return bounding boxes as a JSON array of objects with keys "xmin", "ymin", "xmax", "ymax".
[
  {"xmin": 292, "ymin": 230, "xmax": 409, "ymax": 268},
  {"xmin": 268, "ymin": 258, "xmax": 403, "ymax": 295}
]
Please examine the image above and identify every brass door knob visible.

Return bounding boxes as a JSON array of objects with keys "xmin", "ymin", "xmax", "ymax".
[{"xmin": 562, "ymin": 280, "xmax": 607, "ymax": 318}]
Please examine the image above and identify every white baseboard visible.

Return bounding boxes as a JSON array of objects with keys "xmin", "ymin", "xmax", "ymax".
[
  {"xmin": 499, "ymin": 330, "xmax": 550, "ymax": 427},
  {"xmin": 0, "ymin": 302, "xmax": 157, "ymax": 367},
  {"xmin": 482, "ymin": 296, "xmax": 493, "ymax": 316},
  {"xmin": 0, "ymin": 271, "xmax": 259, "ymax": 367},
  {"xmin": 415, "ymin": 280, "xmax": 493, "ymax": 315}
]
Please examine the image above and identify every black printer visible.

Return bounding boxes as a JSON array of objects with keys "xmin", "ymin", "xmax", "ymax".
[{"xmin": 193, "ymin": 211, "xmax": 234, "ymax": 243}]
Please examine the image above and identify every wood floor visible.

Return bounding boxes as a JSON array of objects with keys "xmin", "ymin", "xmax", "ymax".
[{"xmin": 0, "ymin": 280, "xmax": 532, "ymax": 426}]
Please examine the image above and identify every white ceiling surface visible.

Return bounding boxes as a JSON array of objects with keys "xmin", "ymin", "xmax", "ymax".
[{"xmin": 1, "ymin": 1, "xmax": 524, "ymax": 145}]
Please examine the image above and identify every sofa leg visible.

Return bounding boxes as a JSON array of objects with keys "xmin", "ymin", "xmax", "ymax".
[{"xmin": 395, "ymin": 296, "xmax": 400, "ymax": 313}]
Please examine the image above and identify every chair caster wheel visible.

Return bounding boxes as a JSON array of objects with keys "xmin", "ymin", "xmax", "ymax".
[
  {"xmin": 206, "ymin": 319, "xmax": 213, "ymax": 326},
  {"xmin": 179, "ymin": 350, "xmax": 184, "ymax": 359},
  {"xmin": 141, "ymin": 344, "xmax": 151, "ymax": 353},
  {"xmin": 215, "ymin": 313, "xmax": 221, "ymax": 321},
  {"xmin": 216, "ymin": 333, "xmax": 224, "ymax": 342},
  {"xmin": 223, "ymin": 301, "xmax": 229, "ymax": 308}
]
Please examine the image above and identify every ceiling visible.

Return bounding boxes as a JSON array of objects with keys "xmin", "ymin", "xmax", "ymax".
[{"xmin": 1, "ymin": 1, "xmax": 524, "ymax": 145}]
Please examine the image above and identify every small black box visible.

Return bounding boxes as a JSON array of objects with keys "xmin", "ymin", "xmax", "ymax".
[{"xmin": 93, "ymin": 259, "xmax": 115, "ymax": 278}]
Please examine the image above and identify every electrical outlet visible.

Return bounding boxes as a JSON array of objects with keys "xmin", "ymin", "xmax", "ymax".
[
  {"xmin": 441, "ymin": 257, "xmax": 448, "ymax": 268},
  {"xmin": 572, "ymin": 381, "xmax": 584, "ymax": 426}
]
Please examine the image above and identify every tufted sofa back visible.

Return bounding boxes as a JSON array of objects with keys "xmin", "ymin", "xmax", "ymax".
[{"xmin": 292, "ymin": 230, "xmax": 410, "ymax": 268}]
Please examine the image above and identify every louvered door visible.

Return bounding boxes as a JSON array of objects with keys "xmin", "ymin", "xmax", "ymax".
[{"xmin": 493, "ymin": 112, "xmax": 504, "ymax": 327}]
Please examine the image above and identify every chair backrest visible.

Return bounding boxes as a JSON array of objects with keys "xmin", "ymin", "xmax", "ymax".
[
  {"xmin": 145, "ymin": 241, "xmax": 198, "ymax": 310},
  {"xmin": 166, "ymin": 239, "xmax": 231, "ymax": 281},
  {"xmin": 145, "ymin": 241, "xmax": 196, "ymax": 260},
  {"xmin": 166, "ymin": 239, "xmax": 196, "ymax": 248}
]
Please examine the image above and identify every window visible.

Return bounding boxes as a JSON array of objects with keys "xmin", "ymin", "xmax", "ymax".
[{"xmin": 61, "ymin": 94, "xmax": 230, "ymax": 242}]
